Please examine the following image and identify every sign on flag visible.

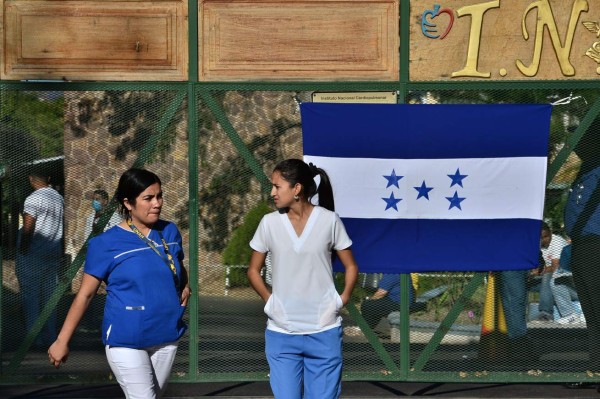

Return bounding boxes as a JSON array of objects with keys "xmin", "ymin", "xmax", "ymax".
[{"xmin": 301, "ymin": 103, "xmax": 552, "ymax": 273}]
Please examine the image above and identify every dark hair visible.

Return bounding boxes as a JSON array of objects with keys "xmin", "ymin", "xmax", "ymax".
[
  {"xmin": 115, "ymin": 168, "xmax": 161, "ymax": 219},
  {"xmin": 28, "ymin": 165, "xmax": 50, "ymax": 181},
  {"xmin": 93, "ymin": 189, "xmax": 109, "ymax": 202},
  {"xmin": 273, "ymin": 159, "xmax": 335, "ymax": 212},
  {"xmin": 541, "ymin": 221, "xmax": 551, "ymax": 233}
]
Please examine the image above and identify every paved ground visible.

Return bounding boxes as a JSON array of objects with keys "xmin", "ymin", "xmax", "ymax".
[
  {"xmin": 2, "ymin": 295, "xmax": 599, "ymax": 398},
  {"xmin": 1, "ymin": 381, "xmax": 599, "ymax": 398}
]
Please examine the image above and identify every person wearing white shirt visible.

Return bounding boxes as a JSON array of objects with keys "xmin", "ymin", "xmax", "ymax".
[
  {"xmin": 531, "ymin": 223, "xmax": 568, "ymax": 321},
  {"xmin": 248, "ymin": 159, "xmax": 359, "ymax": 399},
  {"xmin": 16, "ymin": 168, "xmax": 64, "ymax": 349}
]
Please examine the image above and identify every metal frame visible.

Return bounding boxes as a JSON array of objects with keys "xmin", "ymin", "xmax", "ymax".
[{"xmin": 2, "ymin": 0, "xmax": 600, "ymax": 384}]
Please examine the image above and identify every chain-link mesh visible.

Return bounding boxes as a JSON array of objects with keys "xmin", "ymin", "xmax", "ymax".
[
  {"xmin": 1, "ymin": 89, "xmax": 189, "ymax": 382},
  {"xmin": 2, "ymin": 86, "xmax": 600, "ymax": 383}
]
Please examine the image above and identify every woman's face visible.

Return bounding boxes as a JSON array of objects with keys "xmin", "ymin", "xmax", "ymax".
[
  {"xmin": 270, "ymin": 171, "xmax": 299, "ymax": 208},
  {"xmin": 125, "ymin": 182, "xmax": 163, "ymax": 227}
]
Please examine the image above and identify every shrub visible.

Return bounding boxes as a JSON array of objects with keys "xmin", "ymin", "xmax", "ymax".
[{"xmin": 222, "ymin": 201, "xmax": 272, "ymax": 288}]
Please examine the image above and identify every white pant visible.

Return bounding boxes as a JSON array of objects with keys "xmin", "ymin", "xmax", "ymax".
[{"xmin": 105, "ymin": 342, "xmax": 178, "ymax": 399}]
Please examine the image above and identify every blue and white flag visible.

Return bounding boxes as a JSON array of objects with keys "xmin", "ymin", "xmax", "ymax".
[{"xmin": 301, "ymin": 103, "xmax": 552, "ymax": 273}]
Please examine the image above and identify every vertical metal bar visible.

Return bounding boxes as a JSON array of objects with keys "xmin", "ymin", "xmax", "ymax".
[
  {"xmin": 399, "ymin": 273, "xmax": 410, "ymax": 379},
  {"xmin": 398, "ymin": 0, "xmax": 411, "ymax": 379},
  {"xmin": 398, "ymin": 0, "xmax": 410, "ymax": 102},
  {"xmin": 188, "ymin": 0, "xmax": 199, "ymax": 83},
  {"xmin": 187, "ymin": 83, "xmax": 200, "ymax": 380}
]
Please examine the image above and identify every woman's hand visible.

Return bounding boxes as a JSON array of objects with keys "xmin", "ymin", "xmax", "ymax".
[
  {"xmin": 48, "ymin": 339, "xmax": 69, "ymax": 369},
  {"xmin": 340, "ymin": 292, "xmax": 351, "ymax": 306},
  {"xmin": 180, "ymin": 285, "xmax": 192, "ymax": 306}
]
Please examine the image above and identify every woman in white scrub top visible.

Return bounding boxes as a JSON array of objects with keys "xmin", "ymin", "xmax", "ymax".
[{"xmin": 248, "ymin": 159, "xmax": 359, "ymax": 399}]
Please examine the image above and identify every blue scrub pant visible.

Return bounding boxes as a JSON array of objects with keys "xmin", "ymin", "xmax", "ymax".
[
  {"xmin": 265, "ymin": 326, "xmax": 343, "ymax": 399},
  {"xmin": 15, "ymin": 252, "xmax": 59, "ymax": 347}
]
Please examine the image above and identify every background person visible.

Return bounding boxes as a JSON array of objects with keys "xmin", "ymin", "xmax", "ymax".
[
  {"xmin": 550, "ymin": 244, "xmax": 584, "ymax": 325},
  {"xmin": 83, "ymin": 189, "xmax": 121, "ymax": 239},
  {"xmin": 247, "ymin": 159, "xmax": 359, "ymax": 399},
  {"xmin": 529, "ymin": 222, "xmax": 568, "ymax": 322},
  {"xmin": 48, "ymin": 168, "xmax": 191, "ymax": 399},
  {"xmin": 16, "ymin": 167, "xmax": 64, "ymax": 349},
  {"xmin": 345, "ymin": 274, "xmax": 416, "ymax": 338},
  {"xmin": 564, "ymin": 117, "xmax": 600, "ymax": 376}
]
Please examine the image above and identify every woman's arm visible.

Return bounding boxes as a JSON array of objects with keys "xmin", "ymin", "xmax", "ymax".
[
  {"xmin": 247, "ymin": 250, "xmax": 271, "ymax": 302},
  {"xmin": 48, "ymin": 273, "xmax": 102, "ymax": 368},
  {"xmin": 336, "ymin": 248, "xmax": 359, "ymax": 305},
  {"xmin": 179, "ymin": 265, "xmax": 191, "ymax": 306},
  {"xmin": 368, "ymin": 288, "xmax": 389, "ymax": 301}
]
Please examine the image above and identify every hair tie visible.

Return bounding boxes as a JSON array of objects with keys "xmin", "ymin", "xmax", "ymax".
[{"xmin": 308, "ymin": 162, "xmax": 319, "ymax": 177}]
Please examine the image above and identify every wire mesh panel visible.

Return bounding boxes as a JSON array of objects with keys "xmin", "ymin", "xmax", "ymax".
[
  {"xmin": 0, "ymin": 89, "xmax": 189, "ymax": 382},
  {"xmin": 2, "ymin": 84, "xmax": 600, "ymax": 385},
  {"xmin": 400, "ymin": 88, "xmax": 598, "ymax": 378}
]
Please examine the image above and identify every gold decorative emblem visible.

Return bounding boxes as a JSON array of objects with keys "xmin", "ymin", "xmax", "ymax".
[
  {"xmin": 585, "ymin": 41, "xmax": 600, "ymax": 63},
  {"xmin": 582, "ymin": 20, "xmax": 600, "ymax": 37},
  {"xmin": 582, "ymin": 21, "xmax": 600, "ymax": 73}
]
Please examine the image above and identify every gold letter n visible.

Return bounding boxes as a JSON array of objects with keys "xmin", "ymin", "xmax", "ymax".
[{"xmin": 516, "ymin": 0, "xmax": 588, "ymax": 77}]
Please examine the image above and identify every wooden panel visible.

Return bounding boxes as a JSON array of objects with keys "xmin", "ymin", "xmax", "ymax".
[
  {"xmin": 200, "ymin": 0, "xmax": 399, "ymax": 81},
  {"xmin": 1, "ymin": 0, "xmax": 187, "ymax": 81}
]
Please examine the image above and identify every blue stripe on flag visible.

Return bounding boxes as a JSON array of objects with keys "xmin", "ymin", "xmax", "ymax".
[
  {"xmin": 301, "ymin": 103, "xmax": 551, "ymax": 159},
  {"xmin": 333, "ymin": 218, "xmax": 542, "ymax": 273}
]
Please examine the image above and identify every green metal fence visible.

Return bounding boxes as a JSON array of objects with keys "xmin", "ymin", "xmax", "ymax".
[{"xmin": 1, "ymin": 0, "xmax": 600, "ymax": 387}]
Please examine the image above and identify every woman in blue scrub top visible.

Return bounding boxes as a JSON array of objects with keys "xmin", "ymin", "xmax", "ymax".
[
  {"xmin": 48, "ymin": 168, "xmax": 191, "ymax": 399},
  {"xmin": 248, "ymin": 159, "xmax": 359, "ymax": 399}
]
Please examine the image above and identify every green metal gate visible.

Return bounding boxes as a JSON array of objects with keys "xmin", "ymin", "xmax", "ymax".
[{"xmin": 1, "ymin": 0, "xmax": 600, "ymax": 386}]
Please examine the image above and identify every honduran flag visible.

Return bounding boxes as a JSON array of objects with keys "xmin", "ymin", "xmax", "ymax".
[{"xmin": 301, "ymin": 103, "xmax": 552, "ymax": 273}]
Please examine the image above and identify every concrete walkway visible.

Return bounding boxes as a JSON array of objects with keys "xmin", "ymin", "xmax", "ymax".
[{"xmin": 1, "ymin": 381, "xmax": 599, "ymax": 398}]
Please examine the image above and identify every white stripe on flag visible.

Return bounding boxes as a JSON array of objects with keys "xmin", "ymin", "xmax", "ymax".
[{"xmin": 304, "ymin": 155, "xmax": 546, "ymax": 220}]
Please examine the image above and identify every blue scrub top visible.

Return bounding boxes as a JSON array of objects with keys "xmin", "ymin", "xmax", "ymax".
[{"xmin": 85, "ymin": 220, "xmax": 187, "ymax": 348}]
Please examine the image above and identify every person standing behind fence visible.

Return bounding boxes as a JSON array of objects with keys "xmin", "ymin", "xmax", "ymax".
[
  {"xmin": 247, "ymin": 159, "xmax": 359, "ymax": 399},
  {"xmin": 83, "ymin": 189, "xmax": 121, "ymax": 239},
  {"xmin": 16, "ymin": 167, "xmax": 64, "ymax": 350},
  {"xmin": 48, "ymin": 168, "xmax": 191, "ymax": 399},
  {"xmin": 564, "ymin": 116, "xmax": 600, "ymax": 379}
]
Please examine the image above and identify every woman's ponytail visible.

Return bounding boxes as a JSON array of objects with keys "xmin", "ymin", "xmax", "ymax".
[{"xmin": 309, "ymin": 163, "xmax": 335, "ymax": 212}]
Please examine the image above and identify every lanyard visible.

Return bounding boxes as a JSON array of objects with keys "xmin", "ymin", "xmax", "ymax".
[{"xmin": 127, "ymin": 219, "xmax": 179, "ymax": 285}]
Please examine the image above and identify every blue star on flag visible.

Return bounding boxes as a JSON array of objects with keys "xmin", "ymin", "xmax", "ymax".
[
  {"xmin": 446, "ymin": 191, "xmax": 466, "ymax": 210},
  {"xmin": 448, "ymin": 168, "xmax": 468, "ymax": 187},
  {"xmin": 414, "ymin": 180, "xmax": 433, "ymax": 200},
  {"xmin": 383, "ymin": 169, "xmax": 403, "ymax": 188},
  {"xmin": 382, "ymin": 192, "xmax": 402, "ymax": 211}
]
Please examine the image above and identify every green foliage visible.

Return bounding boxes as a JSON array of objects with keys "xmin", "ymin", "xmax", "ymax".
[
  {"xmin": 0, "ymin": 91, "xmax": 64, "ymax": 160},
  {"xmin": 417, "ymin": 273, "xmax": 486, "ymax": 323},
  {"xmin": 222, "ymin": 201, "xmax": 272, "ymax": 287},
  {"xmin": 222, "ymin": 201, "xmax": 272, "ymax": 265}
]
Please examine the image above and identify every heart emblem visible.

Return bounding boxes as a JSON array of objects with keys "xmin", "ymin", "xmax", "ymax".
[{"xmin": 422, "ymin": 5, "xmax": 455, "ymax": 39}]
